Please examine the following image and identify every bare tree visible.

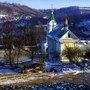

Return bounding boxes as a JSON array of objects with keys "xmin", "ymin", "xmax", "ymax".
[
  {"xmin": 3, "ymin": 21, "xmax": 15, "ymax": 68},
  {"xmin": 22, "ymin": 24, "xmax": 39, "ymax": 61}
]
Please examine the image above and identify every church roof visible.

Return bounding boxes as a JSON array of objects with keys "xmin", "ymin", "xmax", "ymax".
[
  {"xmin": 49, "ymin": 25, "xmax": 63, "ymax": 37},
  {"xmin": 48, "ymin": 25, "xmax": 90, "ymax": 40},
  {"xmin": 57, "ymin": 29, "xmax": 68, "ymax": 38}
]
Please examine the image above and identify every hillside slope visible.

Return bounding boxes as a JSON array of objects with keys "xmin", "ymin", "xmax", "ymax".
[
  {"xmin": 41, "ymin": 6, "xmax": 90, "ymax": 20},
  {"xmin": 0, "ymin": 2, "xmax": 43, "ymax": 18}
]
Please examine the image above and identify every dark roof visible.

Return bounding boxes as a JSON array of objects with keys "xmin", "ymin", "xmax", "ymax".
[
  {"xmin": 57, "ymin": 29, "xmax": 68, "ymax": 38},
  {"xmin": 49, "ymin": 25, "xmax": 63, "ymax": 37}
]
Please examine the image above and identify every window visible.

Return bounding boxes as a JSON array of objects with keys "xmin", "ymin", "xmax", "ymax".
[{"xmin": 68, "ymin": 33, "xmax": 71, "ymax": 38}]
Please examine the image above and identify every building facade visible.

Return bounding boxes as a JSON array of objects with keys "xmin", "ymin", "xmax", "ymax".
[{"xmin": 47, "ymin": 12, "xmax": 90, "ymax": 61}]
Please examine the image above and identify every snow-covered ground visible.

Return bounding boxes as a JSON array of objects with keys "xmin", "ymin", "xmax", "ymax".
[{"xmin": 0, "ymin": 70, "xmax": 90, "ymax": 86}]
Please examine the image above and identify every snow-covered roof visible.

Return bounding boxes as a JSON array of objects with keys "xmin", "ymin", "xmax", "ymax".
[
  {"xmin": 49, "ymin": 25, "xmax": 63, "ymax": 37},
  {"xmin": 48, "ymin": 25, "xmax": 90, "ymax": 40}
]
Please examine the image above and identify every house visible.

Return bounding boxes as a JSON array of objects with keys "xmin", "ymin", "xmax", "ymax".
[{"xmin": 47, "ymin": 11, "xmax": 90, "ymax": 61}]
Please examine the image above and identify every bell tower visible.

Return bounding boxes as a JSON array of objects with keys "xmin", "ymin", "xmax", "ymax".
[
  {"xmin": 64, "ymin": 17, "xmax": 69, "ymax": 30},
  {"xmin": 48, "ymin": 5, "xmax": 57, "ymax": 33}
]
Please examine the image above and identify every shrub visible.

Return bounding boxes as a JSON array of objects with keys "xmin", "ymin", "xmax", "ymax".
[{"xmin": 62, "ymin": 46, "xmax": 82, "ymax": 65}]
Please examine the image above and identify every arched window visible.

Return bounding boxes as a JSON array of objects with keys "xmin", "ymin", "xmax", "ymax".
[{"xmin": 68, "ymin": 33, "xmax": 71, "ymax": 38}]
